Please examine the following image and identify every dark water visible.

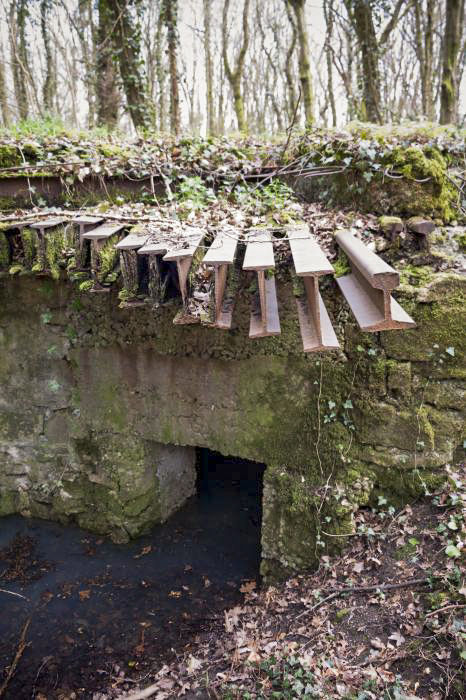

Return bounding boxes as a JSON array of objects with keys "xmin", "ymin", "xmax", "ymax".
[{"xmin": 0, "ymin": 451, "xmax": 264, "ymax": 699}]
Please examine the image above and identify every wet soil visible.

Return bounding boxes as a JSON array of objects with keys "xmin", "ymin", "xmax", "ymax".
[{"xmin": 0, "ymin": 452, "xmax": 264, "ymax": 699}]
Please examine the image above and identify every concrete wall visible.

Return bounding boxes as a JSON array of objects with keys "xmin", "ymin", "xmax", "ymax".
[{"xmin": 0, "ymin": 270, "xmax": 464, "ymax": 579}]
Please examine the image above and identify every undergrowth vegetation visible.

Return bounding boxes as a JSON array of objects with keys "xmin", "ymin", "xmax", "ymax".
[{"xmin": 0, "ymin": 120, "xmax": 464, "ymax": 222}]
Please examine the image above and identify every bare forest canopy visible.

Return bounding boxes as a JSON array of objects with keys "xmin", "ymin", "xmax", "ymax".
[{"xmin": 0, "ymin": 0, "xmax": 465, "ymax": 136}]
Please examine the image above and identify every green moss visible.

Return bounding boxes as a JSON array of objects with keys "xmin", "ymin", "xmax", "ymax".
[
  {"xmin": 425, "ymin": 591, "xmax": 450, "ymax": 609},
  {"xmin": 333, "ymin": 249, "xmax": 350, "ymax": 277},
  {"xmin": 97, "ymin": 233, "xmax": 119, "ymax": 283},
  {"xmin": 455, "ymin": 232, "xmax": 466, "ymax": 252},
  {"xmin": 20, "ymin": 227, "xmax": 38, "ymax": 267},
  {"xmin": 97, "ymin": 143, "xmax": 130, "ymax": 158},
  {"xmin": 335, "ymin": 608, "xmax": 351, "ymax": 622},
  {"xmin": 0, "ymin": 491, "xmax": 17, "ymax": 516},
  {"xmin": 0, "ymin": 230, "xmax": 9, "ymax": 269},
  {"xmin": 119, "ymin": 249, "xmax": 139, "ymax": 298},
  {"xmin": 0, "ymin": 196, "xmax": 16, "ymax": 211},
  {"xmin": 45, "ymin": 226, "xmax": 66, "ymax": 280},
  {"xmin": 417, "ymin": 406, "xmax": 435, "ymax": 450},
  {"xmin": 293, "ymin": 133, "xmax": 461, "ymax": 220},
  {"xmin": 382, "ymin": 278, "xmax": 466, "ymax": 370},
  {"xmin": 385, "ymin": 146, "xmax": 456, "ymax": 221},
  {"xmin": 79, "ymin": 280, "xmax": 93, "ymax": 292},
  {"xmin": 0, "ymin": 144, "xmax": 21, "ymax": 168},
  {"xmin": 395, "ymin": 539, "xmax": 419, "ymax": 560},
  {"xmin": 399, "ymin": 265, "xmax": 434, "ymax": 287},
  {"xmin": 379, "ymin": 215, "xmax": 403, "ymax": 234}
]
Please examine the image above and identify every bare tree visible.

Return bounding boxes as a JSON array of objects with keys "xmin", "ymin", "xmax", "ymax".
[
  {"xmin": 0, "ymin": 38, "xmax": 11, "ymax": 125},
  {"xmin": 222, "ymin": 0, "xmax": 250, "ymax": 132},
  {"xmin": 96, "ymin": 0, "xmax": 120, "ymax": 127},
  {"xmin": 440, "ymin": 0, "xmax": 465, "ymax": 123},
  {"xmin": 9, "ymin": 0, "xmax": 30, "ymax": 119},
  {"xmin": 282, "ymin": 1, "xmax": 298, "ymax": 119},
  {"xmin": 162, "ymin": 0, "xmax": 181, "ymax": 135},
  {"xmin": 323, "ymin": 0, "xmax": 336, "ymax": 126},
  {"xmin": 203, "ymin": 0, "xmax": 215, "ymax": 134},
  {"xmin": 41, "ymin": 0, "xmax": 56, "ymax": 114},
  {"xmin": 344, "ymin": 0, "xmax": 407, "ymax": 123},
  {"xmin": 107, "ymin": 0, "xmax": 150, "ymax": 129},
  {"xmin": 413, "ymin": 0, "xmax": 436, "ymax": 120},
  {"xmin": 286, "ymin": 0, "xmax": 313, "ymax": 126}
]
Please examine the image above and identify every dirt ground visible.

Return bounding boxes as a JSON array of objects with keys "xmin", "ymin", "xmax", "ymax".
[{"xmin": 98, "ymin": 463, "xmax": 465, "ymax": 700}]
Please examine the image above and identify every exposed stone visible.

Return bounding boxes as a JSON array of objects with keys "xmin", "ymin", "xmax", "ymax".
[
  {"xmin": 379, "ymin": 215, "xmax": 404, "ymax": 238},
  {"xmin": 406, "ymin": 216, "xmax": 435, "ymax": 235},
  {"xmin": 387, "ymin": 361, "xmax": 411, "ymax": 397},
  {"xmin": 423, "ymin": 380, "xmax": 465, "ymax": 411}
]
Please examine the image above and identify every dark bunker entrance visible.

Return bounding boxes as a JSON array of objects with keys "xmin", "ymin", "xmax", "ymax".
[
  {"xmin": 195, "ymin": 447, "xmax": 265, "ymax": 573},
  {"xmin": 0, "ymin": 448, "xmax": 265, "ymax": 698}
]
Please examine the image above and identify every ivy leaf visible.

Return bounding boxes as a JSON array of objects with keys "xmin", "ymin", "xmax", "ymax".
[
  {"xmin": 343, "ymin": 399, "xmax": 353, "ymax": 410},
  {"xmin": 445, "ymin": 346, "xmax": 455, "ymax": 356},
  {"xmin": 445, "ymin": 544, "xmax": 461, "ymax": 558},
  {"xmin": 328, "ymin": 400, "xmax": 336, "ymax": 409}
]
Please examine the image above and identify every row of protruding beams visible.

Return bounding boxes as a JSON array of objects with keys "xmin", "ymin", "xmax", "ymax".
[
  {"xmin": 6, "ymin": 216, "xmax": 416, "ymax": 351},
  {"xmin": 84, "ymin": 217, "xmax": 416, "ymax": 346}
]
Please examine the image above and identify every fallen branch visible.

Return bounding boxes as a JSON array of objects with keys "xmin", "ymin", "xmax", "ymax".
[
  {"xmin": 0, "ymin": 588, "xmax": 29, "ymax": 601},
  {"xmin": 0, "ymin": 617, "xmax": 31, "ymax": 698},
  {"xmin": 296, "ymin": 577, "xmax": 429, "ymax": 620},
  {"xmin": 117, "ymin": 682, "xmax": 165, "ymax": 700},
  {"xmin": 425, "ymin": 603, "xmax": 465, "ymax": 618}
]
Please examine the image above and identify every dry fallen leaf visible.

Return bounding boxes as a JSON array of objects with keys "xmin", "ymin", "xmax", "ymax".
[
  {"xmin": 370, "ymin": 637, "xmax": 385, "ymax": 651},
  {"xmin": 79, "ymin": 589, "xmax": 91, "ymax": 601},
  {"xmin": 240, "ymin": 580, "xmax": 256, "ymax": 594},
  {"xmin": 247, "ymin": 649, "xmax": 261, "ymax": 663},
  {"xmin": 187, "ymin": 655, "xmax": 203, "ymax": 674},
  {"xmin": 389, "ymin": 631, "xmax": 405, "ymax": 647},
  {"xmin": 133, "ymin": 545, "xmax": 152, "ymax": 559}
]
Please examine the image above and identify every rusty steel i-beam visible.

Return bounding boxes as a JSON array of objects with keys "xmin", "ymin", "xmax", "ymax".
[{"xmin": 335, "ymin": 229, "xmax": 415, "ymax": 331}]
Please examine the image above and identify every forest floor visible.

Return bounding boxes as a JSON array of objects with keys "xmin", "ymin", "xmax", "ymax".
[{"xmin": 87, "ymin": 463, "xmax": 466, "ymax": 700}]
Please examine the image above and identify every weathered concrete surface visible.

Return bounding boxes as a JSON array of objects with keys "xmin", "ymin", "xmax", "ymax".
[{"xmin": 0, "ymin": 268, "xmax": 464, "ymax": 579}]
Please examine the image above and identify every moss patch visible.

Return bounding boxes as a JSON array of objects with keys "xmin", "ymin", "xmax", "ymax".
[{"xmin": 0, "ymin": 230, "xmax": 9, "ymax": 269}]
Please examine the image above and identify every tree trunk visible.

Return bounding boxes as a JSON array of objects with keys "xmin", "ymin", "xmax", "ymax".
[
  {"xmin": 41, "ymin": 0, "xmax": 56, "ymax": 114},
  {"xmin": 323, "ymin": 0, "xmax": 336, "ymax": 127},
  {"xmin": 162, "ymin": 0, "xmax": 181, "ymax": 135},
  {"xmin": 283, "ymin": 1, "xmax": 298, "ymax": 119},
  {"xmin": 217, "ymin": 58, "xmax": 225, "ymax": 134},
  {"xmin": 350, "ymin": 0, "xmax": 381, "ymax": 122},
  {"xmin": 288, "ymin": 0, "xmax": 313, "ymax": 127},
  {"xmin": 96, "ymin": 0, "xmax": 119, "ymax": 127},
  {"xmin": 0, "ymin": 40, "xmax": 11, "ymax": 126},
  {"xmin": 222, "ymin": 0, "xmax": 250, "ymax": 133},
  {"xmin": 107, "ymin": 0, "xmax": 149, "ymax": 129},
  {"xmin": 203, "ymin": 0, "xmax": 215, "ymax": 135},
  {"xmin": 423, "ymin": 0, "xmax": 435, "ymax": 120},
  {"xmin": 414, "ymin": 0, "xmax": 436, "ymax": 120},
  {"xmin": 440, "ymin": 0, "xmax": 465, "ymax": 124},
  {"xmin": 155, "ymin": 6, "xmax": 166, "ymax": 132},
  {"xmin": 9, "ymin": 0, "xmax": 29, "ymax": 120},
  {"xmin": 256, "ymin": 4, "xmax": 283, "ymax": 132}
]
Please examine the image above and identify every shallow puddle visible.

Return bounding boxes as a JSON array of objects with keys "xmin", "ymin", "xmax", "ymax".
[{"xmin": 0, "ymin": 452, "xmax": 264, "ymax": 698}]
